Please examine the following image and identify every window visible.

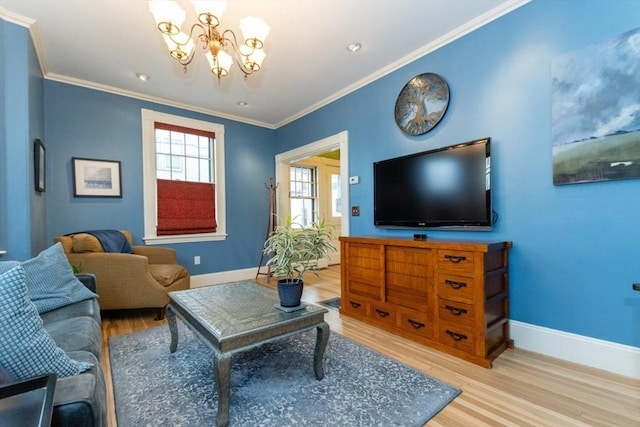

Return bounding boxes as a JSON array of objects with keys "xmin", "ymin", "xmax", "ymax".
[
  {"xmin": 290, "ymin": 165, "xmax": 317, "ymax": 227},
  {"xmin": 141, "ymin": 109, "xmax": 226, "ymax": 244}
]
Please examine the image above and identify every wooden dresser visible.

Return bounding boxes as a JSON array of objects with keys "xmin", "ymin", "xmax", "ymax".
[{"xmin": 339, "ymin": 236, "xmax": 513, "ymax": 367}]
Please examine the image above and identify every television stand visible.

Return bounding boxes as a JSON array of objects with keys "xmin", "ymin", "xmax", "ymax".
[{"xmin": 339, "ymin": 236, "xmax": 513, "ymax": 368}]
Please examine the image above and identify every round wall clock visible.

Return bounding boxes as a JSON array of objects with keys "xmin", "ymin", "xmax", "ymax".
[{"xmin": 394, "ymin": 73, "xmax": 450, "ymax": 136}]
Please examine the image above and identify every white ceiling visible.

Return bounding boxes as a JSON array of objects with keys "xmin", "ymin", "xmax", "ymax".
[{"xmin": 0, "ymin": 0, "xmax": 526, "ymax": 128}]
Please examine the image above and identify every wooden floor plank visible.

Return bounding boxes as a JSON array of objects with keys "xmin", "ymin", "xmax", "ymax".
[{"xmin": 100, "ymin": 266, "xmax": 640, "ymax": 426}]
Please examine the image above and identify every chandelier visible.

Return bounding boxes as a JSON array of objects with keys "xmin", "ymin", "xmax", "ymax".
[{"xmin": 148, "ymin": 1, "xmax": 270, "ymax": 81}]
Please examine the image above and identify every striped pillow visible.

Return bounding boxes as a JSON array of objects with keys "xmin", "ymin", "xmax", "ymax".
[{"xmin": 0, "ymin": 266, "xmax": 93, "ymax": 380}]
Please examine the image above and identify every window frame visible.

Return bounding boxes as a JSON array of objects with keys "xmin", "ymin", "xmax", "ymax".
[
  {"xmin": 141, "ymin": 109, "xmax": 227, "ymax": 244},
  {"xmin": 289, "ymin": 164, "xmax": 318, "ymax": 227}
]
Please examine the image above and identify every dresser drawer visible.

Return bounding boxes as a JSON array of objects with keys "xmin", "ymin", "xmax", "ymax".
[
  {"xmin": 437, "ymin": 249, "xmax": 475, "ymax": 274},
  {"xmin": 369, "ymin": 303, "xmax": 397, "ymax": 328},
  {"xmin": 439, "ymin": 323, "xmax": 475, "ymax": 354},
  {"xmin": 341, "ymin": 296, "xmax": 369, "ymax": 317},
  {"xmin": 398, "ymin": 310, "xmax": 433, "ymax": 339},
  {"xmin": 438, "ymin": 299, "xmax": 474, "ymax": 328},
  {"xmin": 436, "ymin": 274, "xmax": 476, "ymax": 303}
]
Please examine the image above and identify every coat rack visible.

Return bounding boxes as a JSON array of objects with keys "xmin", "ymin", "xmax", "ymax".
[{"xmin": 256, "ymin": 177, "xmax": 277, "ymax": 279}]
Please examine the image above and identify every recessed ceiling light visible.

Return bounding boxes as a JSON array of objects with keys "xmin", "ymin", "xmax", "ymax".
[
  {"xmin": 136, "ymin": 72, "xmax": 150, "ymax": 81},
  {"xmin": 237, "ymin": 101, "xmax": 248, "ymax": 107},
  {"xmin": 347, "ymin": 43, "xmax": 361, "ymax": 53}
]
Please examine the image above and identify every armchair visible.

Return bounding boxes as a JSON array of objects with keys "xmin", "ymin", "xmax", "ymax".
[{"xmin": 53, "ymin": 231, "xmax": 189, "ymax": 319}]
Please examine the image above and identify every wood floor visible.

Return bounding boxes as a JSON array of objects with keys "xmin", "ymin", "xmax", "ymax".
[{"xmin": 100, "ymin": 266, "xmax": 640, "ymax": 426}]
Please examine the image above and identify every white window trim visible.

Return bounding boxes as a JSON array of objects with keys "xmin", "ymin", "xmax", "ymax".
[{"xmin": 141, "ymin": 109, "xmax": 227, "ymax": 244}]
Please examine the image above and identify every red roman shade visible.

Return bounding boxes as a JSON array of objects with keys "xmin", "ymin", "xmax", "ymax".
[{"xmin": 157, "ymin": 179, "xmax": 217, "ymax": 235}]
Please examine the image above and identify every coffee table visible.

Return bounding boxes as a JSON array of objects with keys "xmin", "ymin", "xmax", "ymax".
[{"xmin": 166, "ymin": 281, "xmax": 330, "ymax": 427}]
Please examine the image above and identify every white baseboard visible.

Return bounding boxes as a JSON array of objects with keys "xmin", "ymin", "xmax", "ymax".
[
  {"xmin": 510, "ymin": 320, "xmax": 640, "ymax": 379},
  {"xmin": 190, "ymin": 267, "xmax": 258, "ymax": 288},
  {"xmin": 186, "ymin": 273, "xmax": 640, "ymax": 379}
]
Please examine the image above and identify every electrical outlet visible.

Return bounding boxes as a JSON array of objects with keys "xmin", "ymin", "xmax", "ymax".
[
  {"xmin": 351, "ymin": 206, "xmax": 360, "ymax": 216},
  {"xmin": 194, "ymin": 256, "xmax": 201, "ymax": 265}
]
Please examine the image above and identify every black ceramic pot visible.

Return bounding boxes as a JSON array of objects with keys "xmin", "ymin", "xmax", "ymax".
[{"xmin": 277, "ymin": 278, "xmax": 303, "ymax": 307}]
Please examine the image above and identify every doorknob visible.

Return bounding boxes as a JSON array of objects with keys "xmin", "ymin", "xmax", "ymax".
[{"xmin": 633, "ymin": 283, "xmax": 640, "ymax": 291}]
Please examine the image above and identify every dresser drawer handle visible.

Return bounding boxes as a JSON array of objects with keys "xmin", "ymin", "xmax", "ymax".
[
  {"xmin": 444, "ymin": 254, "xmax": 467, "ymax": 263},
  {"xmin": 375, "ymin": 309, "xmax": 390, "ymax": 318},
  {"xmin": 446, "ymin": 330, "xmax": 468, "ymax": 341},
  {"xmin": 407, "ymin": 319, "xmax": 425, "ymax": 329},
  {"xmin": 349, "ymin": 301, "xmax": 361, "ymax": 309},
  {"xmin": 445, "ymin": 279, "xmax": 467, "ymax": 289},
  {"xmin": 445, "ymin": 305, "xmax": 467, "ymax": 316}
]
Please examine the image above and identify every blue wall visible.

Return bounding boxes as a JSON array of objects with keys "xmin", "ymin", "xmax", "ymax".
[
  {"xmin": 2, "ymin": 0, "xmax": 639, "ymax": 348},
  {"xmin": 0, "ymin": 20, "xmax": 44, "ymax": 259},
  {"xmin": 43, "ymin": 82, "xmax": 276, "ymax": 274},
  {"xmin": 275, "ymin": 0, "xmax": 640, "ymax": 347}
]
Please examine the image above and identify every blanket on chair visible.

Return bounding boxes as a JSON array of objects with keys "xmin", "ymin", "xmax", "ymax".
[{"xmin": 73, "ymin": 230, "xmax": 133, "ymax": 253}]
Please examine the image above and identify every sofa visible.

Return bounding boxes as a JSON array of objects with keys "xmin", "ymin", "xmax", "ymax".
[
  {"xmin": 54, "ymin": 230, "xmax": 190, "ymax": 318},
  {"xmin": 0, "ymin": 244, "xmax": 106, "ymax": 427}
]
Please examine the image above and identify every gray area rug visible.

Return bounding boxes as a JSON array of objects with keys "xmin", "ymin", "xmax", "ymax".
[
  {"xmin": 317, "ymin": 297, "xmax": 341, "ymax": 310},
  {"xmin": 109, "ymin": 323, "xmax": 460, "ymax": 426}
]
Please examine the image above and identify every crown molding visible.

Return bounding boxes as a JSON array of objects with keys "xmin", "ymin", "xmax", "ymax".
[
  {"xmin": 3, "ymin": 1, "xmax": 529, "ymax": 130},
  {"xmin": 275, "ymin": 0, "xmax": 531, "ymax": 128},
  {"xmin": 44, "ymin": 73, "xmax": 275, "ymax": 129}
]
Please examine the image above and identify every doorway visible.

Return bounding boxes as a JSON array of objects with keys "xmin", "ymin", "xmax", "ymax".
[{"xmin": 274, "ymin": 131, "xmax": 350, "ymax": 265}]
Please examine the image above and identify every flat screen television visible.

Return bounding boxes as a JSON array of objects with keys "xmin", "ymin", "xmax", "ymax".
[{"xmin": 373, "ymin": 137, "xmax": 492, "ymax": 230}]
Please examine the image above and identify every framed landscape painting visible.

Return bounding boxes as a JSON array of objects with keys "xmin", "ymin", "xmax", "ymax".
[
  {"xmin": 72, "ymin": 157, "xmax": 122, "ymax": 197},
  {"xmin": 551, "ymin": 27, "xmax": 640, "ymax": 185}
]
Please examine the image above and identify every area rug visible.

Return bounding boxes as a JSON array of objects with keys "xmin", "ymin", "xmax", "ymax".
[
  {"xmin": 316, "ymin": 297, "xmax": 341, "ymax": 310},
  {"xmin": 109, "ymin": 323, "xmax": 460, "ymax": 426}
]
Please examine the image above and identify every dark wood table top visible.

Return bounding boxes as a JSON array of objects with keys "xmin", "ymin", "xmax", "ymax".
[{"xmin": 168, "ymin": 282, "xmax": 328, "ymax": 353}]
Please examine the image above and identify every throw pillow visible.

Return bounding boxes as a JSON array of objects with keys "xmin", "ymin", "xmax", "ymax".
[
  {"xmin": 0, "ymin": 260, "xmax": 20, "ymax": 275},
  {"xmin": 71, "ymin": 233, "xmax": 104, "ymax": 253},
  {"xmin": 21, "ymin": 243, "xmax": 98, "ymax": 314},
  {"xmin": 0, "ymin": 266, "xmax": 93, "ymax": 380}
]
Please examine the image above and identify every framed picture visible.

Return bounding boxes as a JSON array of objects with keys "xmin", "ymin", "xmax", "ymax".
[
  {"xmin": 72, "ymin": 157, "xmax": 122, "ymax": 197},
  {"xmin": 34, "ymin": 139, "xmax": 45, "ymax": 192}
]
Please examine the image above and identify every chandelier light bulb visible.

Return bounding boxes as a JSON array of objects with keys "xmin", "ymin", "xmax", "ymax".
[
  {"xmin": 149, "ymin": 0, "xmax": 268, "ymax": 81},
  {"xmin": 149, "ymin": 0, "xmax": 185, "ymax": 33},
  {"xmin": 191, "ymin": 0, "xmax": 227, "ymax": 24},
  {"xmin": 239, "ymin": 16, "xmax": 270, "ymax": 48}
]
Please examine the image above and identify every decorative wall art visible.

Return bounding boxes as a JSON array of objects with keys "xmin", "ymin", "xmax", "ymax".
[
  {"xmin": 72, "ymin": 157, "xmax": 122, "ymax": 197},
  {"xmin": 34, "ymin": 139, "xmax": 45, "ymax": 192},
  {"xmin": 394, "ymin": 73, "xmax": 449, "ymax": 136},
  {"xmin": 551, "ymin": 27, "xmax": 640, "ymax": 185}
]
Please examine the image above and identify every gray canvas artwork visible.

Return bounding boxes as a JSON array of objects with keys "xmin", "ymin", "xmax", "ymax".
[{"xmin": 551, "ymin": 27, "xmax": 640, "ymax": 185}]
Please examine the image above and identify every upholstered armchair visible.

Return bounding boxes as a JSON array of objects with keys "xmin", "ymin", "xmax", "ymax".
[{"xmin": 53, "ymin": 230, "xmax": 189, "ymax": 319}]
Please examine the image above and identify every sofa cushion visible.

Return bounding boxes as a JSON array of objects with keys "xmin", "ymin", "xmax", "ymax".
[
  {"xmin": 149, "ymin": 264, "xmax": 188, "ymax": 287},
  {"xmin": 40, "ymin": 298, "xmax": 101, "ymax": 325},
  {"xmin": 0, "ymin": 366, "xmax": 14, "ymax": 385},
  {"xmin": 72, "ymin": 233, "xmax": 105, "ymax": 253},
  {"xmin": 21, "ymin": 243, "xmax": 98, "ymax": 313},
  {"xmin": 52, "ymin": 351, "xmax": 106, "ymax": 427},
  {"xmin": 0, "ymin": 266, "xmax": 93, "ymax": 380},
  {"xmin": 44, "ymin": 316, "xmax": 102, "ymax": 359}
]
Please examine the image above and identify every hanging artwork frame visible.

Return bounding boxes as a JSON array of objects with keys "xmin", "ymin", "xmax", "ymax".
[
  {"xmin": 551, "ymin": 27, "xmax": 640, "ymax": 185},
  {"xmin": 34, "ymin": 139, "xmax": 46, "ymax": 192},
  {"xmin": 72, "ymin": 157, "xmax": 122, "ymax": 197}
]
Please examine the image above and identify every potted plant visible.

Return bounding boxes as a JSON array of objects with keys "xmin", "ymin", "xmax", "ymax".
[{"xmin": 263, "ymin": 215, "xmax": 336, "ymax": 308}]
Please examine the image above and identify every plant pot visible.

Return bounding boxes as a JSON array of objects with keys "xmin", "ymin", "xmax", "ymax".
[{"xmin": 277, "ymin": 278, "xmax": 304, "ymax": 307}]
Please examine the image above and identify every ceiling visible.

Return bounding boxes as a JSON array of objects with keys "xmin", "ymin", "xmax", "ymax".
[{"xmin": 0, "ymin": 0, "xmax": 526, "ymax": 128}]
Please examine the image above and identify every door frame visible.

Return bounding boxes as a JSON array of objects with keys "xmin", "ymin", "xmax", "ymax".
[{"xmin": 274, "ymin": 131, "xmax": 349, "ymax": 238}]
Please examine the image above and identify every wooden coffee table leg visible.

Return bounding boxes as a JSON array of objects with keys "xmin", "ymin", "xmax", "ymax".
[
  {"xmin": 314, "ymin": 322, "xmax": 330, "ymax": 380},
  {"xmin": 167, "ymin": 305, "xmax": 178, "ymax": 353},
  {"xmin": 214, "ymin": 353, "xmax": 231, "ymax": 427}
]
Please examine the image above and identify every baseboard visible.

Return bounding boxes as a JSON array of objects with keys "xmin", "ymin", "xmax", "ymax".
[
  {"xmin": 190, "ymin": 267, "xmax": 258, "ymax": 288},
  {"xmin": 187, "ymin": 272, "xmax": 640, "ymax": 379},
  {"xmin": 510, "ymin": 320, "xmax": 640, "ymax": 379}
]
